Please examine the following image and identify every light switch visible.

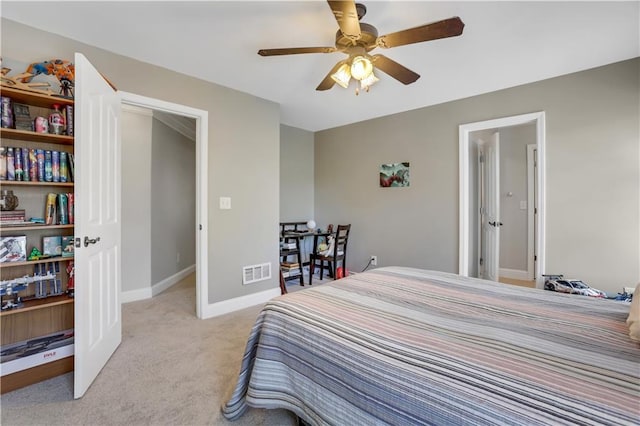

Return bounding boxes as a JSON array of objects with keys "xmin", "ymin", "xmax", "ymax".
[
  {"xmin": 219, "ymin": 197, "xmax": 231, "ymax": 210},
  {"xmin": 520, "ymin": 200, "xmax": 527, "ymax": 210}
]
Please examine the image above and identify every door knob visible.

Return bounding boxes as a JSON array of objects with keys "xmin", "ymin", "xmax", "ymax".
[{"xmin": 84, "ymin": 236, "xmax": 101, "ymax": 247}]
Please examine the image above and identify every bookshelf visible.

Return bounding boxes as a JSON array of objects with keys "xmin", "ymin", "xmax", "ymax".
[
  {"xmin": 0, "ymin": 86, "xmax": 75, "ymax": 393},
  {"xmin": 280, "ymin": 222, "xmax": 308, "ymax": 288}
]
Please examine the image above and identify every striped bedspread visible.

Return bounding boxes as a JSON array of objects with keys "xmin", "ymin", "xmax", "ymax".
[{"xmin": 222, "ymin": 267, "xmax": 639, "ymax": 425}]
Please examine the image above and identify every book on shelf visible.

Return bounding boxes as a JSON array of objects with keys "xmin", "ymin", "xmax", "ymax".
[
  {"xmin": 42, "ymin": 192, "xmax": 74, "ymax": 226},
  {"xmin": 0, "ymin": 147, "xmax": 5, "ymax": 180},
  {"xmin": 0, "ymin": 146, "xmax": 73, "ymax": 183},
  {"xmin": 280, "ymin": 242, "xmax": 297, "ymax": 250},
  {"xmin": 0, "ymin": 221, "xmax": 36, "ymax": 227},
  {"xmin": 61, "ymin": 235, "xmax": 74, "ymax": 258},
  {"xmin": 13, "ymin": 103, "xmax": 32, "ymax": 132},
  {"xmin": 43, "ymin": 236, "xmax": 63, "ymax": 256},
  {"xmin": 281, "ymin": 270, "xmax": 301, "ymax": 278},
  {"xmin": 1, "ymin": 209, "xmax": 26, "ymax": 223},
  {"xmin": 281, "ymin": 261, "xmax": 299, "ymax": 269}
]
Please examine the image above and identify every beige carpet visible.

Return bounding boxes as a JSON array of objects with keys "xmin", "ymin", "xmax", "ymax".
[
  {"xmin": 1, "ymin": 273, "xmax": 310, "ymax": 426},
  {"xmin": 498, "ymin": 276, "xmax": 536, "ymax": 288}
]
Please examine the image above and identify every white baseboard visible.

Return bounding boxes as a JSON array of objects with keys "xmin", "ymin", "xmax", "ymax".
[
  {"xmin": 152, "ymin": 265, "xmax": 196, "ymax": 297},
  {"xmin": 201, "ymin": 286, "xmax": 280, "ymax": 319},
  {"xmin": 121, "ymin": 287, "xmax": 152, "ymax": 304},
  {"xmin": 121, "ymin": 264, "xmax": 195, "ymax": 304},
  {"xmin": 499, "ymin": 268, "xmax": 531, "ymax": 281}
]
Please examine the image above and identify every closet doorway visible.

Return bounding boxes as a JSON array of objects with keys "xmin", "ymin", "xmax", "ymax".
[
  {"xmin": 119, "ymin": 92, "xmax": 209, "ymax": 318},
  {"xmin": 458, "ymin": 112, "xmax": 546, "ymax": 288}
]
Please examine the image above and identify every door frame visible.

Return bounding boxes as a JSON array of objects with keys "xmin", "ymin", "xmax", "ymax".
[
  {"xmin": 459, "ymin": 111, "xmax": 546, "ymax": 287},
  {"xmin": 118, "ymin": 91, "xmax": 209, "ymax": 318},
  {"xmin": 526, "ymin": 144, "xmax": 536, "ymax": 280}
]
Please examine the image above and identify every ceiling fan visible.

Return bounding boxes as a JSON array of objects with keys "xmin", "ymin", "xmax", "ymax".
[{"xmin": 258, "ymin": 1, "xmax": 464, "ymax": 93}]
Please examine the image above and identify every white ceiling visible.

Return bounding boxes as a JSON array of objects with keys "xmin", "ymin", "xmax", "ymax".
[{"xmin": 3, "ymin": 1, "xmax": 639, "ymax": 131}]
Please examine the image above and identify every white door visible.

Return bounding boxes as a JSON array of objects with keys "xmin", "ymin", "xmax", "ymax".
[
  {"xmin": 74, "ymin": 53, "xmax": 122, "ymax": 399},
  {"xmin": 482, "ymin": 132, "xmax": 500, "ymax": 281}
]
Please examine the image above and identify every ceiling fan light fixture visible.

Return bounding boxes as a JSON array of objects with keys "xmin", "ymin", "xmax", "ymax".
[
  {"xmin": 360, "ymin": 71, "xmax": 379, "ymax": 90},
  {"xmin": 350, "ymin": 55, "xmax": 373, "ymax": 80},
  {"xmin": 331, "ymin": 63, "xmax": 352, "ymax": 88}
]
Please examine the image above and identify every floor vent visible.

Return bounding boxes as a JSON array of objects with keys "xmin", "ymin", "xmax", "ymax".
[{"xmin": 243, "ymin": 263, "xmax": 271, "ymax": 285}]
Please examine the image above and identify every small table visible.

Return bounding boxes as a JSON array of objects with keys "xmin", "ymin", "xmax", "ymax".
[{"xmin": 282, "ymin": 230, "xmax": 333, "ymax": 286}]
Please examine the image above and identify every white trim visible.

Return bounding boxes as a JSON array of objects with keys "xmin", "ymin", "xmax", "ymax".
[
  {"xmin": 201, "ymin": 287, "xmax": 281, "ymax": 319},
  {"xmin": 526, "ymin": 144, "xmax": 536, "ymax": 280},
  {"xmin": 118, "ymin": 91, "xmax": 209, "ymax": 319},
  {"xmin": 459, "ymin": 111, "xmax": 546, "ymax": 288},
  {"xmin": 121, "ymin": 287, "xmax": 152, "ymax": 304},
  {"xmin": 121, "ymin": 104, "xmax": 153, "ymax": 116},
  {"xmin": 153, "ymin": 110, "xmax": 196, "ymax": 141},
  {"xmin": 499, "ymin": 268, "xmax": 530, "ymax": 281},
  {"xmin": 121, "ymin": 265, "xmax": 196, "ymax": 303},
  {"xmin": 152, "ymin": 264, "xmax": 196, "ymax": 297}
]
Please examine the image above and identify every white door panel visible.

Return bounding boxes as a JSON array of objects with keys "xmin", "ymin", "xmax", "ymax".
[
  {"xmin": 483, "ymin": 132, "xmax": 500, "ymax": 281},
  {"xmin": 74, "ymin": 53, "xmax": 122, "ymax": 399}
]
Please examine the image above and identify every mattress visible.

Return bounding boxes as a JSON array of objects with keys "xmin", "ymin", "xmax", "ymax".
[{"xmin": 222, "ymin": 267, "xmax": 639, "ymax": 425}]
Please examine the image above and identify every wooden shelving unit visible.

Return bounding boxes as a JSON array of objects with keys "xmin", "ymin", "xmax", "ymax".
[
  {"xmin": 0, "ymin": 180, "xmax": 73, "ymax": 187},
  {"xmin": 0, "ymin": 128, "xmax": 73, "ymax": 145},
  {"xmin": 0, "ymin": 85, "xmax": 76, "ymax": 393},
  {"xmin": 0, "ymin": 294, "xmax": 73, "ymax": 317},
  {"xmin": 0, "ymin": 255, "xmax": 73, "ymax": 268},
  {"xmin": 0, "ymin": 86, "xmax": 73, "ymax": 109},
  {"xmin": 0, "ymin": 224, "xmax": 74, "ymax": 233}
]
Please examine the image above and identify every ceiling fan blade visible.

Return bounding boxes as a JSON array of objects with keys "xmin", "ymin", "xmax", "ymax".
[
  {"xmin": 316, "ymin": 60, "xmax": 348, "ymax": 91},
  {"xmin": 258, "ymin": 47, "xmax": 337, "ymax": 56},
  {"xmin": 376, "ymin": 17, "xmax": 464, "ymax": 49},
  {"xmin": 371, "ymin": 55, "xmax": 420, "ymax": 85},
  {"xmin": 327, "ymin": 0, "xmax": 361, "ymax": 41}
]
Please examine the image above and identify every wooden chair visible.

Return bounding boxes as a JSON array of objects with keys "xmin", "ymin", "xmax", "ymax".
[
  {"xmin": 279, "ymin": 270, "xmax": 288, "ymax": 295},
  {"xmin": 309, "ymin": 224, "xmax": 350, "ymax": 285}
]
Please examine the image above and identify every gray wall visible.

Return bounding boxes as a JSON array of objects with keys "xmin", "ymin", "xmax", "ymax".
[
  {"xmin": 150, "ymin": 118, "xmax": 196, "ymax": 283},
  {"xmin": 2, "ymin": 19, "xmax": 281, "ymax": 303},
  {"xmin": 280, "ymin": 125, "xmax": 314, "ymax": 222},
  {"xmin": 121, "ymin": 108, "xmax": 196, "ymax": 294},
  {"xmin": 499, "ymin": 124, "xmax": 535, "ymax": 271},
  {"xmin": 315, "ymin": 58, "xmax": 639, "ymax": 293},
  {"xmin": 121, "ymin": 106, "xmax": 152, "ymax": 293}
]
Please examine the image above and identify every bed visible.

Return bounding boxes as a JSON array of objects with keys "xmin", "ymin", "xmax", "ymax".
[{"xmin": 222, "ymin": 267, "xmax": 639, "ymax": 425}]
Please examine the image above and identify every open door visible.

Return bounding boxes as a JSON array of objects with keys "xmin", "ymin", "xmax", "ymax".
[
  {"xmin": 480, "ymin": 132, "xmax": 500, "ymax": 281},
  {"xmin": 74, "ymin": 53, "xmax": 122, "ymax": 398}
]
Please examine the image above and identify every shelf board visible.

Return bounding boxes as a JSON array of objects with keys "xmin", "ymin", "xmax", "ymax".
[
  {"xmin": 0, "ymin": 255, "xmax": 73, "ymax": 268},
  {"xmin": 0, "ymin": 180, "xmax": 74, "ymax": 187},
  {"xmin": 0, "ymin": 224, "xmax": 74, "ymax": 233},
  {"xmin": 0, "ymin": 128, "xmax": 73, "ymax": 145},
  {"xmin": 0, "ymin": 355, "xmax": 74, "ymax": 394},
  {"xmin": 0, "ymin": 294, "xmax": 74, "ymax": 317},
  {"xmin": 0, "ymin": 85, "xmax": 73, "ymax": 108}
]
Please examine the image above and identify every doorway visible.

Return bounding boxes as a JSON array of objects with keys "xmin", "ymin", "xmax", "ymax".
[
  {"xmin": 119, "ymin": 91, "xmax": 209, "ymax": 318},
  {"xmin": 459, "ymin": 112, "xmax": 546, "ymax": 288}
]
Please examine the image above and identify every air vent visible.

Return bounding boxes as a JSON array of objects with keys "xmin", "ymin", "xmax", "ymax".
[{"xmin": 242, "ymin": 263, "xmax": 272, "ymax": 285}]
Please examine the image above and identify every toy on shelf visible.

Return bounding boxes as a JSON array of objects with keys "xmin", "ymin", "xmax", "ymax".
[
  {"xmin": 22, "ymin": 59, "xmax": 75, "ymax": 98},
  {"xmin": 66, "ymin": 261, "xmax": 74, "ymax": 298},
  {"xmin": 0, "ymin": 261, "xmax": 66, "ymax": 310},
  {"xmin": 0, "ymin": 57, "xmax": 75, "ymax": 98}
]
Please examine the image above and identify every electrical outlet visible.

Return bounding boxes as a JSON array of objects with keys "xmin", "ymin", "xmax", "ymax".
[{"xmin": 370, "ymin": 255, "xmax": 377, "ymax": 266}]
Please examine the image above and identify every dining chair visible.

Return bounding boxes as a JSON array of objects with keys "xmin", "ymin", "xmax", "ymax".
[{"xmin": 309, "ymin": 224, "xmax": 350, "ymax": 285}]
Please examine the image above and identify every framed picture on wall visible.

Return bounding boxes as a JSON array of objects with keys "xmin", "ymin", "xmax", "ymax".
[{"xmin": 379, "ymin": 162, "xmax": 410, "ymax": 187}]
